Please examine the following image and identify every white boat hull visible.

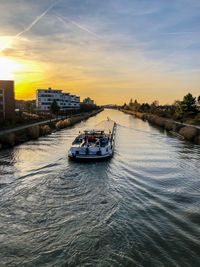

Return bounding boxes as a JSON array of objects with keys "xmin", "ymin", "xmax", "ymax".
[{"xmin": 68, "ymin": 152, "xmax": 113, "ymax": 161}]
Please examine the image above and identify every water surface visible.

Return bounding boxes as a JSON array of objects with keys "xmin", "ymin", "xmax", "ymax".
[{"xmin": 0, "ymin": 109, "xmax": 200, "ymax": 266}]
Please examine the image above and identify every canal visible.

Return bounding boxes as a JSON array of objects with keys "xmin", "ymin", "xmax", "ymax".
[{"xmin": 0, "ymin": 109, "xmax": 200, "ymax": 266}]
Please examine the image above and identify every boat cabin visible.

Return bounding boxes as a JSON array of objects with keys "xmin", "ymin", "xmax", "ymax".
[{"xmin": 72, "ymin": 129, "xmax": 110, "ymax": 148}]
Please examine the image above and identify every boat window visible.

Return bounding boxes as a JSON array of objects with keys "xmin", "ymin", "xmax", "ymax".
[{"xmin": 73, "ymin": 138, "xmax": 82, "ymax": 144}]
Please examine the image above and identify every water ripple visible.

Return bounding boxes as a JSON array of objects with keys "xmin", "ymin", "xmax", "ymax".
[{"xmin": 0, "ymin": 109, "xmax": 200, "ymax": 266}]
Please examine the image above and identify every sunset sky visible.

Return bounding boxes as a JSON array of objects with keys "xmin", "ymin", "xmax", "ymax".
[{"xmin": 0, "ymin": 0, "xmax": 199, "ymax": 104}]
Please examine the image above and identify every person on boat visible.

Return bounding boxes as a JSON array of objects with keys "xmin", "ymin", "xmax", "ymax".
[
  {"xmin": 86, "ymin": 144, "xmax": 89, "ymax": 154},
  {"xmin": 85, "ymin": 135, "xmax": 89, "ymax": 144},
  {"xmin": 96, "ymin": 139, "xmax": 100, "ymax": 147}
]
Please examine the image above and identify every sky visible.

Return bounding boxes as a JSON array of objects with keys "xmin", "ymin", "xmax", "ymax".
[{"xmin": 0, "ymin": 0, "xmax": 199, "ymax": 104}]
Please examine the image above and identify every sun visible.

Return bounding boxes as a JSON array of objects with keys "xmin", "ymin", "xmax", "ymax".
[
  {"xmin": 0, "ymin": 36, "xmax": 13, "ymax": 52},
  {"xmin": 0, "ymin": 57, "xmax": 24, "ymax": 80}
]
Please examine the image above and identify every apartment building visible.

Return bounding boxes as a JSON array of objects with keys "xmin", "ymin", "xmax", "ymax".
[
  {"xmin": 36, "ymin": 88, "xmax": 80, "ymax": 111},
  {"xmin": 0, "ymin": 80, "xmax": 15, "ymax": 121}
]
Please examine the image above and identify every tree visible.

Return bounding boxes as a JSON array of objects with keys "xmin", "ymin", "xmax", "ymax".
[
  {"xmin": 133, "ymin": 99, "xmax": 139, "ymax": 111},
  {"xmin": 139, "ymin": 103, "xmax": 151, "ymax": 113},
  {"xmin": 25, "ymin": 101, "xmax": 32, "ymax": 113},
  {"xmin": 50, "ymin": 100, "xmax": 60, "ymax": 115},
  {"xmin": 174, "ymin": 100, "xmax": 183, "ymax": 117},
  {"xmin": 150, "ymin": 100, "xmax": 159, "ymax": 113},
  {"xmin": 80, "ymin": 103, "xmax": 97, "ymax": 112},
  {"xmin": 181, "ymin": 93, "xmax": 197, "ymax": 113},
  {"xmin": 197, "ymin": 95, "xmax": 200, "ymax": 105},
  {"xmin": 129, "ymin": 99, "xmax": 133, "ymax": 107},
  {"xmin": 174, "ymin": 93, "xmax": 197, "ymax": 118},
  {"xmin": 123, "ymin": 103, "xmax": 128, "ymax": 109},
  {"xmin": 129, "ymin": 99, "xmax": 140, "ymax": 111},
  {"xmin": 151, "ymin": 100, "xmax": 159, "ymax": 107}
]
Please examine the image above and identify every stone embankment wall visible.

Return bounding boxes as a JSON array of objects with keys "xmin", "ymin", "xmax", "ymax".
[
  {"xmin": 122, "ymin": 110, "xmax": 200, "ymax": 145},
  {"xmin": 0, "ymin": 109, "xmax": 103, "ymax": 150}
]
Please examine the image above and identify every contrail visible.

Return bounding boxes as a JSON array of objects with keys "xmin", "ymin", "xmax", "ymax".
[
  {"xmin": 55, "ymin": 13, "xmax": 101, "ymax": 39},
  {"xmin": 0, "ymin": 0, "xmax": 60, "ymax": 52},
  {"xmin": 55, "ymin": 13, "xmax": 118, "ymax": 67},
  {"xmin": 15, "ymin": 0, "xmax": 60, "ymax": 38}
]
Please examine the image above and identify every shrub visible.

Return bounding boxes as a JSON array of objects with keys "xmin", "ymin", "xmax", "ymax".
[
  {"xmin": 154, "ymin": 116, "xmax": 166, "ymax": 127},
  {"xmin": 0, "ymin": 133, "xmax": 15, "ymax": 146},
  {"xmin": 172, "ymin": 122, "xmax": 184, "ymax": 133},
  {"xmin": 15, "ymin": 130, "xmax": 28, "ymax": 143},
  {"xmin": 179, "ymin": 126, "xmax": 198, "ymax": 141},
  {"xmin": 63, "ymin": 119, "xmax": 70, "ymax": 127},
  {"xmin": 55, "ymin": 120, "xmax": 64, "ymax": 129},
  {"xmin": 40, "ymin": 125, "xmax": 52, "ymax": 135},
  {"xmin": 27, "ymin": 125, "xmax": 40, "ymax": 139},
  {"xmin": 147, "ymin": 115, "xmax": 157, "ymax": 124},
  {"xmin": 164, "ymin": 120, "xmax": 174, "ymax": 131}
]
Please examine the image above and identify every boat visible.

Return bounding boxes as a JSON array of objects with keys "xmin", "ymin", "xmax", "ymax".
[{"xmin": 68, "ymin": 118, "xmax": 116, "ymax": 161}]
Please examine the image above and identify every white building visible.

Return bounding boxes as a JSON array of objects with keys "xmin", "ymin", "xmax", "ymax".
[
  {"xmin": 36, "ymin": 88, "xmax": 80, "ymax": 111},
  {"xmin": 83, "ymin": 97, "xmax": 94, "ymax": 105}
]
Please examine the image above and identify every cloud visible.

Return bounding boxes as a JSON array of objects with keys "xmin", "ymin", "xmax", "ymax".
[
  {"xmin": 0, "ymin": 0, "xmax": 199, "ymax": 103},
  {"xmin": 0, "ymin": 0, "xmax": 61, "ymax": 52}
]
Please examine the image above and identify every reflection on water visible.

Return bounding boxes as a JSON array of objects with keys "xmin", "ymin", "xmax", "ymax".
[{"xmin": 0, "ymin": 109, "xmax": 200, "ymax": 266}]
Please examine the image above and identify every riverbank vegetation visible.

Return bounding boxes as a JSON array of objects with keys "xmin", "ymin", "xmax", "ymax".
[
  {"xmin": 121, "ymin": 93, "xmax": 200, "ymax": 145},
  {"xmin": 0, "ymin": 101, "xmax": 100, "ymax": 131},
  {"xmin": 0, "ymin": 109, "xmax": 103, "ymax": 150},
  {"xmin": 123, "ymin": 93, "xmax": 200, "ymax": 126}
]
